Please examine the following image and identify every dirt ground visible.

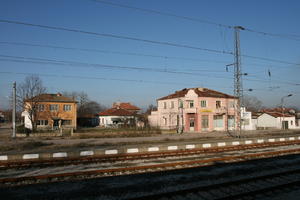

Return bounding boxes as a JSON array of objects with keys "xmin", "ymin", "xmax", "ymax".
[{"xmin": 1, "ymin": 123, "xmax": 300, "ymax": 154}]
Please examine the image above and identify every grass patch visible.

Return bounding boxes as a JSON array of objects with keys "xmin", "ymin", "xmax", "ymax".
[
  {"xmin": 73, "ymin": 127, "xmax": 163, "ymax": 139},
  {"xmin": 0, "ymin": 141, "xmax": 53, "ymax": 152}
]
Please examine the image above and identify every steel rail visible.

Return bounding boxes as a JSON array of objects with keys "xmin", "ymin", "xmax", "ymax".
[
  {"xmin": 1, "ymin": 140, "xmax": 300, "ymax": 169},
  {"xmin": 1, "ymin": 147, "xmax": 300, "ymax": 186},
  {"xmin": 127, "ymin": 167, "xmax": 300, "ymax": 200}
]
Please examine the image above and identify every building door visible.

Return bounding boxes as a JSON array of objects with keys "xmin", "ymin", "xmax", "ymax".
[
  {"xmin": 201, "ymin": 115, "xmax": 209, "ymax": 131},
  {"xmin": 53, "ymin": 119, "xmax": 59, "ymax": 130},
  {"xmin": 282, "ymin": 121, "xmax": 289, "ymax": 129},
  {"xmin": 189, "ymin": 118, "xmax": 195, "ymax": 131}
]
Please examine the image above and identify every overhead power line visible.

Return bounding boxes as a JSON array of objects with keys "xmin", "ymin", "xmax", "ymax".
[
  {"xmin": 91, "ymin": 0, "xmax": 232, "ymax": 28},
  {"xmin": 0, "ymin": 71, "xmax": 297, "ymax": 94},
  {"xmin": 0, "ymin": 54, "xmax": 234, "ymax": 80},
  {"xmin": 0, "ymin": 19, "xmax": 232, "ymax": 55},
  {"xmin": 0, "ymin": 41, "xmax": 231, "ymax": 64},
  {"xmin": 0, "ymin": 19, "xmax": 298, "ymax": 66},
  {"xmin": 0, "ymin": 54, "xmax": 299, "ymax": 87},
  {"xmin": 0, "ymin": 41, "xmax": 297, "ymax": 70},
  {"xmin": 91, "ymin": 0, "xmax": 300, "ymax": 41}
]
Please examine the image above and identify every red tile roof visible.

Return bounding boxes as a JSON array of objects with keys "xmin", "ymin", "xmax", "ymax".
[
  {"xmin": 265, "ymin": 112, "xmax": 294, "ymax": 118},
  {"xmin": 112, "ymin": 102, "xmax": 140, "ymax": 111},
  {"xmin": 25, "ymin": 93, "xmax": 76, "ymax": 103},
  {"xmin": 98, "ymin": 108, "xmax": 135, "ymax": 116},
  {"xmin": 158, "ymin": 88, "xmax": 235, "ymax": 100}
]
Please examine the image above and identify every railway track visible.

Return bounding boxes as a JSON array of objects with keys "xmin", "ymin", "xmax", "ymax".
[
  {"xmin": 1, "ymin": 140, "xmax": 300, "ymax": 170},
  {"xmin": 1, "ymin": 147, "xmax": 300, "ymax": 187},
  {"xmin": 127, "ymin": 167, "xmax": 300, "ymax": 200}
]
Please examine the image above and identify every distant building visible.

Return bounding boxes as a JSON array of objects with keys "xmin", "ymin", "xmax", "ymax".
[
  {"xmin": 256, "ymin": 112, "xmax": 296, "ymax": 130},
  {"xmin": 112, "ymin": 102, "xmax": 140, "ymax": 113},
  {"xmin": 22, "ymin": 93, "xmax": 77, "ymax": 130},
  {"xmin": 98, "ymin": 108, "xmax": 136, "ymax": 127},
  {"xmin": 98, "ymin": 102, "xmax": 140, "ymax": 127},
  {"xmin": 148, "ymin": 87, "xmax": 238, "ymax": 132}
]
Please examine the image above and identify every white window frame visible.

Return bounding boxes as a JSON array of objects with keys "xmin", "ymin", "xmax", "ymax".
[
  {"xmin": 200, "ymin": 100, "xmax": 207, "ymax": 108},
  {"xmin": 50, "ymin": 104, "xmax": 59, "ymax": 112},
  {"xmin": 63, "ymin": 104, "xmax": 72, "ymax": 111}
]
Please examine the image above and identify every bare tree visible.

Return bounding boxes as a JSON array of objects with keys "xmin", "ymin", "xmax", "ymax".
[
  {"xmin": 17, "ymin": 75, "xmax": 46, "ymax": 132},
  {"xmin": 145, "ymin": 104, "xmax": 157, "ymax": 115},
  {"xmin": 63, "ymin": 91, "xmax": 106, "ymax": 116},
  {"xmin": 242, "ymin": 95, "xmax": 263, "ymax": 112}
]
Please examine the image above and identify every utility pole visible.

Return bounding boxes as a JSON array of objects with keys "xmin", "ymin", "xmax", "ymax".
[
  {"xmin": 233, "ymin": 26, "xmax": 245, "ymax": 137},
  {"xmin": 12, "ymin": 81, "xmax": 16, "ymax": 138}
]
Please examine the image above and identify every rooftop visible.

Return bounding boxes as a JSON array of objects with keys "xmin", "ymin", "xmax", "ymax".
[
  {"xmin": 265, "ymin": 112, "xmax": 294, "ymax": 118},
  {"xmin": 98, "ymin": 108, "xmax": 135, "ymax": 116},
  {"xmin": 112, "ymin": 102, "xmax": 140, "ymax": 111},
  {"xmin": 25, "ymin": 93, "xmax": 77, "ymax": 103},
  {"xmin": 158, "ymin": 87, "xmax": 235, "ymax": 100}
]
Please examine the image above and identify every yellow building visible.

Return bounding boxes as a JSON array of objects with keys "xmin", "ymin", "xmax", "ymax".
[{"xmin": 22, "ymin": 93, "xmax": 77, "ymax": 130}]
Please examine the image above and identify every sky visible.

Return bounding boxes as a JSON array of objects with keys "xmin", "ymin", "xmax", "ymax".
[{"xmin": 0, "ymin": 0, "xmax": 299, "ymax": 110}]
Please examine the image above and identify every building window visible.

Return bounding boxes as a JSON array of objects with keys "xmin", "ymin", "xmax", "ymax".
[
  {"xmin": 201, "ymin": 115, "xmax": 209, "ymax": 128},
  {"xmin": 62, "ymin": 120, "xmax": 72, "ymax": 125},
  {"xmin": 179, "ymin": 100, "xmax": 183, "ymax": 108},
  {"xmin": 213, "ymin": 115, "xmax": 223, "ymax": 128},
  {"xmin": 188, "ymin": 101, "xmax": 194, "ymax": 108},
  {"xmin": 291, "ymin": 121, "xmax": 293, "ymax": 126},
  {"xmin": 229, "ymin": 101, "xmax": 235, "ymax": 108},
  {"xmin": 228, "ymin": 115, "xmax": 235, "ymax": 127},
  {"xmin": 163, "ymin": 117, "xmax": 167, "ymax": 125},
  {"xmin": 216, "ymin": 101, "xmax": 221, "ymax": 109},
  {"xmin": 171, "ymin": 101, "xmax": 174, "ymax": 109},
  {"xmin": 36, "ymin": 120, "xmax": 48, "ymax": 126},
  {"xmin": 50, "ymin": 104, "xmax": 59, "ymax": 111},
  {"xmin": 163, "ymin": 102, "xmax": 167, "ymax": 109},
  {"xmin": 37, "ymin": 104, "xmax": 45, "ymax": 112},
  {"xmin": 63, "ymin": 105, "xmax": 72, "ymax": 111},
  {"xmin": 102, "ymin": 118, "xmax": 104, "ymax": 124},
  {"xmin": 200, "ymin": 100, "xmax": 207, "ymax": 108}
]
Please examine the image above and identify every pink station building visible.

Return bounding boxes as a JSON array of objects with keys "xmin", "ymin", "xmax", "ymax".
[{"xmin": 148, "ymin": 87, "xmax": 238, "ymax": 132}]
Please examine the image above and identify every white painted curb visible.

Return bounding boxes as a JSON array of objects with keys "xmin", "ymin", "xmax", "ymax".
[
  {"xmin": 268, "ymin": 138, "xmax": 275, "ymax": 142},
  {"xmin": 105, "ymin": 150, "xmax": 118, "ymax": 155},
  {"xmin": 232, "ymin": 141, "xmax": 240, "ymax": 146},
  {"xmin": 53, "ymin": 152, "xmax": 67, "ymax": 158},
  {"xmin": 80, "ymin": 151, "xmax": 94, "ymax": 156},
  {"xmin": 23, "ymin": 154, "xmax": 39, "ymax": 159},
  {"xmin": 245, "ymin": 140, "xmax": 252, "ymax": 144},
  {"xmin": 289, "ymin": 137, "xmax": 295, "ymax": 141},
  {"xmin": 168, "ymin": 146, "xmax": 178, "ymax": 150},
  {"xmin": 186, "ymin": 144, "xmax": 195, "ymax": 149},
  {"xmin": 257, "ymin": 139, "xmax": 264, "ymax": 143},
  {"xmin": 0, "ymin": 155, "xmax": 8, "ymax": 161},
  {"xmin": 202, "ymin": 143, "xmax": 211, "ymax": 148},
  {"xmin": 218, "ymin": 142, "xmax": 226, "ymax": 147},
  {"xmin": 148, "ymin": 147, "xmax": 159, "ymax": 152},
  {"xmin": 127, "ymin": 148, "xmax": 139, "ymax": 153}
]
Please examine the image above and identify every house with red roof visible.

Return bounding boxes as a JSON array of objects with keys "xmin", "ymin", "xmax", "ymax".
[
  {"xmin": 255, "ymin": 112, "xmax": 297, "ymax": 130},
  {"xmin": 148, "ymin": 87, "xmax": 238, "ymax": 132},
  {"xmin": 98, "ymin": 102, "xmax": 140, "ymax": 127}
]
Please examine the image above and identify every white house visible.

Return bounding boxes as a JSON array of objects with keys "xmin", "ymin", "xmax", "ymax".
[
  {"xmin": 98, "ymin": 107, "xmax": 136, "ymax": 127},
  {"xmin": 241, "ymin": 107, "xmax": 255, "ymax": 130},
  {"xmin": 256, "ymin": 112, "xmax": 296, "ymax": 130}
]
